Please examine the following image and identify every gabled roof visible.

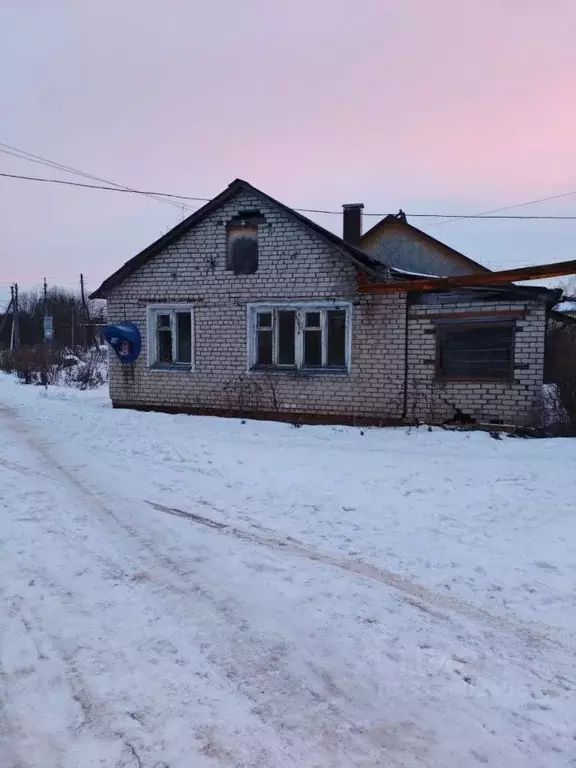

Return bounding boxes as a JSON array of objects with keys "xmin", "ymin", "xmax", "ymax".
[
  {"xmin": 555, "ymin": 300, "xmax": 576, "ymax": 314},
  {"xmin": 360, "ymin": 213, "xmax": 491, "ymax": 275},
  {"xmin": 91, "ymin": 178, "xmax": 389, "ymax": 299}
]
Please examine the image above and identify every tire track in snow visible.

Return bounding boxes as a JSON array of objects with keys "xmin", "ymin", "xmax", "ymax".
[
  {"xmin": 4, "ymin": 399, "xmax": 575, "ymax": 768},
  {"xmin": 146, "ymin": 500, "xmax": 569, "ymax": 654},
  {"xmin": 2, "ymin": 400, "xmax": 568, "ymax": 654},
  {"xmin": 0, "ymin": 456, "xmax": 53, "ymax": 479},
  {"xmin": 0, "ymin": 408, "xmax": 277, "ymax": 766},
  {"xmin": 0, "ymin": 405, "xmax": 392, "ymax": 766}
]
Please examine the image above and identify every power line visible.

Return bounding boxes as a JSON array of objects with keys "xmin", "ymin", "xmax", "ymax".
[
  {"xmin": 423, "ymin": 190, "xmax": 576, "ymax": 228},
  {"xmin": 409, "ymin": 213, "xmax": 576, "ymax": 220},
  {"xmin": 3, "ymin": 140, "xmax": 576, "ymax": 224},
  {"xmin": 2, "ymin": 171, "xmax": 576, "ymax": 220},
  {"xmin": 0, "ymin": 143, "xmax": 195, "ymax": 211},
  {"xmin": 0, "ymin": 142, "xmax": 195, "ymax": 212},
  {"xmin": 0, "ymin": 171, "xmax": 210, "ymax": 201}
]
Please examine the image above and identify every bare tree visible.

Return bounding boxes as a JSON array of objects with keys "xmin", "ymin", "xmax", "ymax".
[{"xmin": 0, "ymin": 286, "xmax": 106, "ymax": 350}]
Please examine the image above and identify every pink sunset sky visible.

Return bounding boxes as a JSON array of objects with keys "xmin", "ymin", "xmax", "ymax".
[{"xmin": 1, "ymin": 0, "xmax": 575, "ymax": 301}]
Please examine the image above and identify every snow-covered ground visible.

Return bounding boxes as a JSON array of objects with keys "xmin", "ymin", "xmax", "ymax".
[{"xmin": 1, "ymin": 376, "xmax": 575, "ymax": 767}]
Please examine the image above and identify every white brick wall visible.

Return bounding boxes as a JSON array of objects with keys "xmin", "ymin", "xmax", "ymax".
[
  {"xmin": 406, "ymin": 301, "xmax": 547, "ymax": 425},
  {"xmin": 107, "ymin": 189, "xmax": 407, "ymax": 422},
  {"xmin": 106, "ymin": 188, "xmax": 547, "ymax": 426}
]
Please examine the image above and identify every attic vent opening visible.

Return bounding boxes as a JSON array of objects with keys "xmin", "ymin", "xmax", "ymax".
[{"xmin": 226, "ymin": 210, "xmax": 264, "ymax": 274}]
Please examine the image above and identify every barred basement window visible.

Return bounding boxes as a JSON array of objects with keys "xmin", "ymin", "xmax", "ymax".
[
  {"xmin": 436, "ymin": 322, "xmax": 514, "ymax": 381},
  {"xmin": 250, "ymin": 304, "xmax": 351, "ymax": 372},
  {"xmin": 147, "ymin": 305, "xmax": 194, "ymax": 370}
]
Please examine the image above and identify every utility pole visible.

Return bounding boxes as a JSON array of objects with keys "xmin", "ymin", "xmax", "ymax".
[
  {"xmin": 80, "ymin": 273, "xmax": 87, "ymax": 348},
  {"xmin": 71, "ymin": 303, "xmax": 75, "ymax": 349},
  {"xmin": 9, "ymin": 286, "xmax": 14, "ymax": 350},
  {"xmin": 11, "ymin": 283, "xmax": 20, "ymax": 349},
  {"xmin": 42, "ymin": 277, "xmax": 54, "ymax": 345},
  {"xmin": 80, "ymin": 273, "xmax": 97, "ymax": 349},
  {"xmin": 43, "ymin": 277, "xmax": 48, "ymax": 345},
  {"xmin": 0, "ymin": 297, "xmax": 13, "ymax": 346},
  {"xmin": 14, "ymin": 283, "xmax": 20, "ymax": 348}
]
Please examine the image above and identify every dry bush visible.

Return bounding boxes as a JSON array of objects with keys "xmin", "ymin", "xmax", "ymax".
[
  {"xmin": 4, "ymin": 345, "xmax": 65, "ymax": 385},
  {"xmin": 68, "ymin": 349, "xmax": 108, "ymax": 390},
  {"xmin": 222, "ymin": 374, "xmax": 286, "ymax": 418},
  {"xmin": 0, "ymin": 350, "xmax": 13, "ymax": 375},
  {"xmin": 223, "ymin": 375, "xmax": 263, "ymax": 415},
  {"xmin": 1, "ymin": 345, "xmax": 108, "ymax": 390}
]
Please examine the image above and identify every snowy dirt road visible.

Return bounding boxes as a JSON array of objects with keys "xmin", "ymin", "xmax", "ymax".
[{"xmin": 1, "ymin": 380, "xmax": 576, "ymax": 767}]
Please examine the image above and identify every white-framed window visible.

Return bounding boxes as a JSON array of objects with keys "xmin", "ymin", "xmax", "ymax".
[
  {"xmin": 147, "ymin": 305, "xmax": 195, "ymax": 370},
  {"xmin": 248, "ymin": 302, "xmax": 351, "ymax": 373}
]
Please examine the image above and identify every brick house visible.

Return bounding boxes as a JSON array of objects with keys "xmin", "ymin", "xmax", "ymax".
[{"xmin": 91, "ymin": 178, "xmax": 561, "ymax": 427}]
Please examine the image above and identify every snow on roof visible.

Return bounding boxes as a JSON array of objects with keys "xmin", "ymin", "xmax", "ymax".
[
  {"xmin": 391, "ymin": 267, "xmax": 440, "ymax": 279},
  {"xmin": 555, "ymin": 301, "xmax": 576, "ymax": 313}
]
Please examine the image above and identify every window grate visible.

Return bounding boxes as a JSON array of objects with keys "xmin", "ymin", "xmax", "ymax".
[{"xmin": 437, "ymin": 322, "xmax": 514, "ymax": 381}]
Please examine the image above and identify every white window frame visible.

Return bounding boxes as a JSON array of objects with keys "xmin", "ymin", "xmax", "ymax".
[
  {"xmin": 247, "ymin": 301, "xmax": 352, "ymax": 374},
  {"xmin": 146, "ymin": 304, "xmax": 195, "ymax": 371}
]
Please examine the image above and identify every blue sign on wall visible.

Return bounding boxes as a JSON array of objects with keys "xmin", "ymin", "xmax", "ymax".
[{"xmin": 102, "ymin": 322, "xmax": 141, "ymax": 364}]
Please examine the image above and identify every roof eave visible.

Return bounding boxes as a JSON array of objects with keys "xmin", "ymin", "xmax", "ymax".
[{"xmin": 89, "ymin": 182, "xmax": 244, "ymax": 299}]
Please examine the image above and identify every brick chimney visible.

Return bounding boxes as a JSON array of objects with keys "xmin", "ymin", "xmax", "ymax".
[{"xmin": 342, "ymin": 203, "xmax": 364, "ymax": 245}]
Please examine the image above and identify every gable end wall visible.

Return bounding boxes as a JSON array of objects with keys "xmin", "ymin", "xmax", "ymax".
[
  {"xmin": 107, "ymin": 189, "xmax": 407, "ymax": 421},
  {"xmin": 362, "ymin": 223, "xmax": 479, "ymax": 277}
]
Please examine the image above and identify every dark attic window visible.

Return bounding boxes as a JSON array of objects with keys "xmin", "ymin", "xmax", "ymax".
[{"xmin": 226, "ymin": 210, "xmax": 265, "ymax": 274}]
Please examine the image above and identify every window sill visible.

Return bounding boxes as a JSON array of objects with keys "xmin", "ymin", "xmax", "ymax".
[
  {"xmin": 435, "ymin": 376, "xmax": 513, "ymax": 385},
  {"xmin": 149, "ymin": 364, "xmax": 195, "ymax": 373},
  {"xmin": 250, "ymin": 366, "xmax": 349, "ymax": 377}
]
